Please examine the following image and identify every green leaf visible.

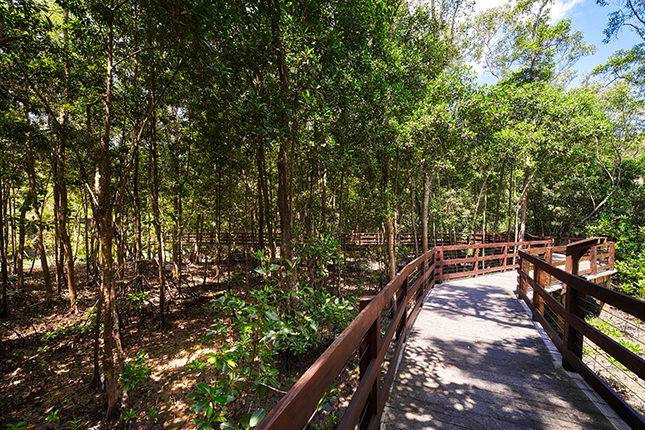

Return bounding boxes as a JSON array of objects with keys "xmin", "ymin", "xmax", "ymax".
[{"xmin": 249, "ymin": 409, "xmax": 266, "ymax": 427}]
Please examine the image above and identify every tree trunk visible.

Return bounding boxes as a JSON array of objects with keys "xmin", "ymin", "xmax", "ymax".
[
  {"xmin": 256, "ymin": 144, "xmax": 266, "ymax": 250},
  {"xmin": 410, "ymin": 186, "xmax": 418, "ymax": 256},
  {"xmin": 422, "ymin": 171, "xmax": 430, "ymax": 253},
  {"xmin": 25, "ymin": 134, "xmax": 53, "ymax": 297},
  {"xmin": 172, "ymin": 134, "xmax": 182, "ymax": 278},
  {"xmin": 93, "ymin": 13, "xmax": 121, "ymax": 418},
  {"xmin": 385, "ymin": 216, "xmax": 396, "ymax": 281},
  {"xmin": 0, "ymin": 178, "xmax": 8, "ymax": 317},
  {"xmin": 133, "ymin": 142, "xmax": 143, "ymax": 288},
  {"xmin": 493, "ymin": 162, "xmax": 505, "ymax": 234},
  {"xmin": 16, "ymin": 204, "xmax": 27, "ymax": 291},
  {"xmin": 54, "ymin": 129, "xmax": 77, "ymax": 307},
  {"xmin": 518, "ymin": 164, "xmax": 530, "ymax": 242},
  {"xmin": 52, "ymin": 167, "xmax": 64, "ymax": 294},
  {"xmin": 271, "ymin": 0, "xmax": 295, "ymax": 295},
  {"xmin": 506, "ymin": 164, "xmax": 514, "ymax": 240},
  {"xmin": 150, "ymin": 74, "xmax": 165, "ymax": 328}
]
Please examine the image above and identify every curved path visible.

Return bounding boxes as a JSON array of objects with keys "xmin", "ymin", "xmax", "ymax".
[{"xmin": 381, "ymin": 271, "xmax": 628, "ymax": 430}]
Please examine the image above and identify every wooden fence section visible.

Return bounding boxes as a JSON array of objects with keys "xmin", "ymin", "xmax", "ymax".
[
  {"xmin": 437, "ymin": 240, "xmax": 552, "ymax": 281},
  {"xmin": 517, "ymin": 240, "xmax": 645, "ymax": 428},
  {"xmin": 181, "ymin": 231, "xmax": 553, "ymax": 248},
  {"xmin": 523, "ymin": 239, "xmax": 615, "ymax": 287}
]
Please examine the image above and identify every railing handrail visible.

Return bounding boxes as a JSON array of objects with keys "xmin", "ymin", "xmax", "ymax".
[
  {"xmin": 517, "ymin": 244, "xmax": 645, "ymax": 428},
  {"xmin": 259, "ymin": 239, "xmax": 558, "ymax": 430}
]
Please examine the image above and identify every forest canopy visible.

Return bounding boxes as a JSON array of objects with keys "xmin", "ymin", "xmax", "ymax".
[{"xmin": 2, "ymin": 0, "xmax": 645, "ymax": 428}]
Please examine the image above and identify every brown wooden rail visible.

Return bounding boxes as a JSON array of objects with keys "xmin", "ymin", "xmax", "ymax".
[
  {"xmin": 180, "ymin": 231, "xmax": 555, "ymax": 248},
  {"xmin": 257, "ymin": 239, "xmax": 555, "ymax": 430},
  {"xmin": 525, "ymin": 241, "xmax": 614, "ymax": 278},
  {"xmin": 518, "ymin": 240, "xmax": 645, "ymax": 428},
  {"xmin": 436, "ymin": 240, "xmax": 551, "ymax": 281},
  {"xmin": 257, "ymin": 249, "xmax": 437, "ymax": 430}
]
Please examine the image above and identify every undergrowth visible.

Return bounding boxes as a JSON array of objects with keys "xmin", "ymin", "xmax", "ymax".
[{"xmin": 186, "ymin": 251, "xmax": 356, "ymax": 429}]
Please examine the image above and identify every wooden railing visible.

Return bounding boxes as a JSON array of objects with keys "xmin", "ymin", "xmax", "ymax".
[
  {"xmin": 257, "ymin": 249, "xmax": 437, "ymax": 430},
  {"xmin": 181, "ymin": 231, "xmax": 555, "ymax": 248},
  {"xmin": 437, "ymin": 240, "xmax": 551, "ymax": 282},
  {"xmin": 258, "ymin": 240, "xmax": 554, "ymax": 430},
  {"xmin": 517, "ymin": 239, "xmax": 645, "ymax": 428}
]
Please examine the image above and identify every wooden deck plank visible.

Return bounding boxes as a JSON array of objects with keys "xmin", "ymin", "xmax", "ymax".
[{"xmin": 382, "ymin": 272, "xmax": 625, "ymax": 430}]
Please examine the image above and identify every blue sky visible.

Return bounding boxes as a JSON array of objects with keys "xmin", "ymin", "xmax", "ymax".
[{"xmin": 473, "ymin": 0, "xmax": 643, "ymax": 86}]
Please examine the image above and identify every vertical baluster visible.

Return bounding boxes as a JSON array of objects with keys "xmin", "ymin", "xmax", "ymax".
[
  {"xmin": 532, "ymin": 263, "xmax": 543, "ymax": 322},
  {"xmin": 436, "ymin": 248, "xmax": 443, "ymax": 283},
  {"xmin": 359, "ymin": 296, "xmax": 380, "ymax": 430},
  {"xmin": 473, "ymin": 247, "xmax": 479, "ymax": 277}
]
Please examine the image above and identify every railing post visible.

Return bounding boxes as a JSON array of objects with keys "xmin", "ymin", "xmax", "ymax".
[
  {"xmin": 562, "ymin": 282, "xmax": 584, "ymax": 372},
  {"xmin": 502, "ymin": 245, "xmax": 508, "ymax": 271},
  {"xmin": 562, "ymin": 240, "xmax": 597, "ymax": 371},
  {"xmin": 532, "ymin": 263, "xmax": 543, "ymax": 322},
  {"xmin": 397, "ymin": 276, "xmax": 409, "ymax": 339},
  {"xmin": 417, "ymin": 258, "xmax": 426, "ymax": 302},
  {"xmin": 436, "ymin": 248, "xmax": 443, "ymax": 283},
  {"xmin": 473, "ymin": 247, "xmax": 479, "ymax": 277},
  {"xmin": 516, "ymin": 252, "xmax": 525, "ymax": 296},
  {"xmin": 545, "ymin": 247, "xmax": 553, "ymax": 287},
  {"xmin": 590, "ymin": 246, "xmax": 597, "ymax": 276},
  {"xmin": 359, "ymin": 296, "xmax": 380, "ymax": 429},
  {"xmin": 609, "ymin": 242, "xmax": 615, "ymax": 271}
]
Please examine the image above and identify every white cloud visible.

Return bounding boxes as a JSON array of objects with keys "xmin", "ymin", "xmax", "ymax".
[
  {"xmin": 550, "ymin": 0, "xmax": 586, "ymax": 21},
  {"xmin": 473, "ymin": 0, "xmax": 585, "ymax": 19}
]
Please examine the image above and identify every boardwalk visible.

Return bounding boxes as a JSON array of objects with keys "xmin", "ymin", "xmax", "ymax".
[{"xmin": 382, "ymin": 271, "xmax": 627, "ymax": 430}]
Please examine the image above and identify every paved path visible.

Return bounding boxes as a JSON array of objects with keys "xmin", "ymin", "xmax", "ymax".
[{"xmin": 381, "ymin": 271, "xmax": 626, "ymax": 430}]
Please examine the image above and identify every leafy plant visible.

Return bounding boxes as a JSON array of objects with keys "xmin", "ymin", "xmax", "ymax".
[
  {"xmin": 118, "ymin": 351, "xmax": 150, "ymax": 391},
  {"xmin": 124, "ymin": 290, "xmax": 151, "ymax": 310},
  {"xmin": 145, "ymin": 406, "xmax": 159, "ymax": 420},
  {"xmin": 123, "ymin": 408, "xmax": 137, "ymax": 422},
  {"xmin": 5, "ymin": 422, "xmax": 27, "ymax": 430},
  {"xmin": 66, "ymin": 419, "xmax": 83, "ymax": 430},
  {"xmin": 45, "ymin": 409, "xmax": 60, "ymax": 422},
  {"xmin": 187, "ymin": 382, "xmax": 234, "ymax": 428},
  {"xmin": 188, "ymin": 358, "xmax": 207, "ymax": 374}
]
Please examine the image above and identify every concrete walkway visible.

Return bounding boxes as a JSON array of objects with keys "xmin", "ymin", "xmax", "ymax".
[{"xmin": 381, "ymin": 271, "xmax": 626, "ymax": 430}]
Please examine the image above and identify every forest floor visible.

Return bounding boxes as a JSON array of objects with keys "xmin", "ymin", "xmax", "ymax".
[{"xmin": 0, "ymin": 251, "xmax": 390, "ymax": 430}]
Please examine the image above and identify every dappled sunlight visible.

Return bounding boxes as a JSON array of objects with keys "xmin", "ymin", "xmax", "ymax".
[{"xmin": 383, "ymin": 272, "xmax": 616, "ymax": 430}]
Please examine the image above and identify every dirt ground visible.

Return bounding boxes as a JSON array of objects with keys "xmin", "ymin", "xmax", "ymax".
[{"xmin": 0, "ymin": 253, "xmax": 387, "ymax": 430}]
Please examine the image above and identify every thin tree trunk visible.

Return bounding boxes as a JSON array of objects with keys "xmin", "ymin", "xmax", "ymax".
[
  {"xmin": 422, "ymin": 171, "xmax": 430, "ymax": 253},
  {"xmin": 25, "ymin": 135, "xmax": 53, "ymax": 297},
  {"xmin": 91, "ymin": 11, "xmax": 121, "ymax": 417},
  {"xmin": 385, "ymin": 216, "xmax": 396, "ymax": 280},
  {"xmin": 150, "ymin": 67, "xmax": 165, "ymax": 328},
  {"xmin": 493, "ymin": 162, "xmax": 505, "ymax": 233},
  {"xmin": 256, "ymin": 144, "xmax": 266, "ymax": 250},
  {"xmin": 470, "ymin": 173, "xmax": 491, "ymax": 244},
  {"xmin": 271, "ymin": 0, "xmax": 295, "ymax": 296},
  {"xmin": 0, "ymin": 177, "xmax": 8, "ymax": 317},
  {"xmin": 518, "ymin": 164, "xmax": 530, "ymax": 242},
  {"xmin": 133, "ymin": 143, "xmax": 142, "ymax": 289},
  {"xmin": 52, "ymin": 164, "xmax": 64, "ymax": 294},
  {"xmin": 506, "ymin": 164, "xmax": 514, "ymax": 240},
  {"xmin": 410, "ymin": 186, "xmax": 418, "ymax": 257},
  {"xmin": 172, "ymin": 133, "xmax": 182, "ymax": 278},
  {"xmin": 16, "ymin": 204, "xmax": 27, "ymax": 291}
]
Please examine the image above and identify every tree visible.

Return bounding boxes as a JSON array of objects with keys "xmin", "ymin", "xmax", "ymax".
[
  {"xmin": 469, "ymin": 0, "xmax": 595, "ymax": 85},
  {"xmin": 595, "ymin": 0, "xmax": 645, "ymax": 86}
]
